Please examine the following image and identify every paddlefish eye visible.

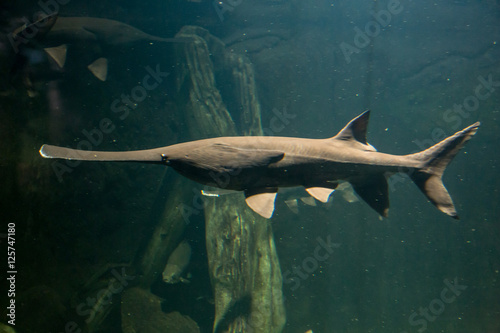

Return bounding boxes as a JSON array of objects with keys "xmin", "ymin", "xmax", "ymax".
[{"xmin": 161, "ymin": 154, "xmax": 169, "ymax": 165}]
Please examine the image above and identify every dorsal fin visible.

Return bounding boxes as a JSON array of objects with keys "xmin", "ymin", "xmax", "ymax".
[{"xmin": 332, "ymin": 110, "xmax": 371, "ymax": 144}]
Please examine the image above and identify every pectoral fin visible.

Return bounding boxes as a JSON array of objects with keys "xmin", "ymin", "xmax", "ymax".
[
  {"xmin": 87, "ymin": 58, "xmax": 108, "ymax": 81},
  {"xmin": 244, "ymin": 188, "xmax": 278, "ymax": 219},
  {"xmin": 179, "ymin": 277, "xmax": 191, "ymax": 284},
  {"xmin": 44, "ymin": 45, "xmax": 67, "ymax": 68},
  {"xmin": 209, "ymin": 144, "xmax": 285, "ymax": 170}
]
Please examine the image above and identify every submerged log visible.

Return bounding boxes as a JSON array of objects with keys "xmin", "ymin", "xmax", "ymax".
[
  {"xmin": 175, "ymin": 26, "xmax": 286, "ymax": 333},
  {"xmin": 204, "ymin": 195, "xmax": 285, "ymax": 333}
]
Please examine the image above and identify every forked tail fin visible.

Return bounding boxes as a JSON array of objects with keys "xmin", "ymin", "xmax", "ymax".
[{"xmin": 407, "ymin": 122, "xmax": 480, "ymax": 219}]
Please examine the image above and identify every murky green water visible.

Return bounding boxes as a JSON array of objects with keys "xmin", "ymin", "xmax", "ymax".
[{"xmin": 1, "ymin": 0, "xmax": 499, "ymax": 332}]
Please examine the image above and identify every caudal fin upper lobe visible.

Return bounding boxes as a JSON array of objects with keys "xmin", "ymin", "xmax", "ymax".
[{"xmin": 407, "ymin": 122, "xmax": 480, "ymax": 219}]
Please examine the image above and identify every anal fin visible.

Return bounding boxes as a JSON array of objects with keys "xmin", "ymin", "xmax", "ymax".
[
  {"xmin": 244, "ymin": 188, "xmax": 278, "ymax": 219},
  {"xmin": 350, "ymin": 174, "xmax": 389, "ymax": 217}
]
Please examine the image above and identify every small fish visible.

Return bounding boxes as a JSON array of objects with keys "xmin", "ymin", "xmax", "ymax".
[{"xmin": 162, "ymin": 240, "xmax": 191, "ymax": 284}]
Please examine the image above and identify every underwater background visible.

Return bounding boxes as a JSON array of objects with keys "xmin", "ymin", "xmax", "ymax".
[{"xmin": 0, "ymin": 0, "xmax": 499, "ymax": 332}]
